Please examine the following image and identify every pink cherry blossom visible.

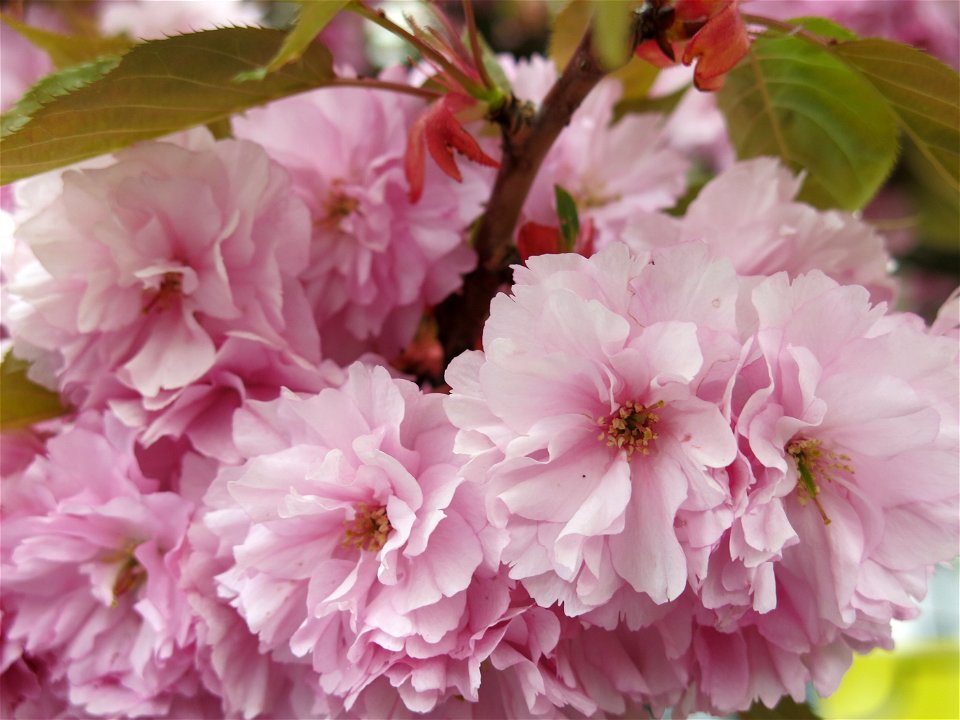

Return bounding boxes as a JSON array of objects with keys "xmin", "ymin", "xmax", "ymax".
[
  {"xmin": 232, "ymin": 81, "xmax": 483, "ymax": 364},
  {"xmin": 0, "ymin": 411, "xmax": 204, "ymax": 717},
  {"xmin": 622, "ymin": 157, "xmax": 896, "ymax": 302},
  {"xmin": 500, "ymin": 55, "xmax": 690, "ymax": 251},
  {"xmin": 204, "ymin": 363, "xmax": 506, "ymax": 712},
  {"xmin": 445, "ymin": 242, "xmax": 741, "ymax": 616},
  {"xmin": 683, "ymin": 270, "xmax": 960, "ymax": 712},
  {"xmin": 98, "ymin": 0, "xmax": 262, "ymax": 40},
  {"xmin": 4, "ymin": 133, "xmax": 321, "ymax": 434}
]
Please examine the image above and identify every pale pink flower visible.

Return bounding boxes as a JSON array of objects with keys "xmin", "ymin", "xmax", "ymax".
[
  {"xmin": 205, "ymin": 363, "xmax": 504, "ymax": 712},
  {"xmin": 931, "ymin": 287, "xmax": 960, "ymax": 337},
  {"xmin": 501, "ymin": 55, "xmax": 690, "ymax": 250},
  {"xmin": 756, "ymin": 0, "xmax": 960, "ymax": 68},
  {"xmin": 623, "ymin": 157, "xmax": 897, "ymax": 302},
  {"xmin": 445, "ymin": 242, "xmax": 741, "ymax": 616},
  {"xmin": 4, "ymin": 133, "xmax": 320, "ymax": 427},
  {"xmin": 0, "ymin": 412, "xmax": 204, "ymax": 717},
  {"xmin": 683, "ymin": 270, "xmax": 960, "ymax": 712},
  {"xmin": 233, "ymin": 82, "xmax": 481, "ymax": 364},
  {"xmin": 98, "ymin": 0, "xmax": 262, "ymax": 40}
]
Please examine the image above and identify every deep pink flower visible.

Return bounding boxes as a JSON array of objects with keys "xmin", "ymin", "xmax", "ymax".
[
  {"xmin": 233, "ymin": 82, "xmax": 483, "ymax": 364},
  {"xmin": 445, "ymin": 243, "xmax": 741, "ymax": 615},
  {"xmin": 623, "ymin": 157, "xmax": 897, "ymax": 302}
]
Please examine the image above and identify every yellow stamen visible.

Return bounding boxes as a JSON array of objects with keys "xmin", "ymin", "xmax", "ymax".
[
  {"xmin": 343, "ymin": 502, "xmax": 392, "ymax": 552},
  {"xmin": 597, "ymin": 400, "xmax": 664, "ymax": 459}
]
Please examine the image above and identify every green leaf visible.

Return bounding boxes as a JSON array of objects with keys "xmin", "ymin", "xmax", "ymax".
[
  {"xmin": 592, "ymin": 0, "xmax": 638, "ymax": 70},
  {"xmin": 0, "ymin": 27, "xmax": 335, "ymax": 184},
  {"xmin": 235, "ymin": 0, "xmax": 348, "ymax": 82},
  {"xmin": 832, "ymin": 39, "xmax": 960, "ymax": 194},
  {"xmin": 717, "ymin": 35, "xmax": 899, "ymax": 211},
  {"xmin": 739, "ymin": 696, "xmax": 822, "ymax": 719},
  {"xmin": 549, "ymin": 0, "xmax": 593, "ymax": 71},
  {"xmin": 1, "ymin": 56, "xmax": 121, "ymax": 138},
  {"xmin": 554, "ymin": 184, "xmax": 580, "ymax": 250},
  {"xmin": 785, "ymin": 16, "xmax": 860, "ymax": 42},
  {"xmin": 1, "ymin": 12, "xmax": 134, "ymax": 70},
  {"xmin": 615, "ymin": 82, "xmax": 687, "ymax": 120},
  {"xmin": 610, "ymin": 56, "xmax": 660, "ymax": 105},
  {"xmin": 0, "ymin": 353, "xmax": 67, "ymax": 431}
]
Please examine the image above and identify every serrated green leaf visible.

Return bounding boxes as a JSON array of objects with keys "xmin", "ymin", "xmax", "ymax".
[
  {"xmin": 785, "ymin": 16, "xmax": 860, "ymax": 42},
  {"xmin": 549, "ymin": 0, "xmax": 593, "ymax": 71},
  {"xmin": 718, "ymin": 35, "xmax": 899, "ymax": 211},
  {"xmin": 592, "ymin": 0, "xmax": 637, "ymax": 70},
  {"xmin": 0, "ymin": 27, "xmax": 335, "ymax": 184},
  {"xmin": 832, "ymin": 39, "xmax": 960, "ymax": 193},
  {"xmin": 554, "ymin": 184, "xmax": 580, "ymax": 250},
  {"xmin": 235, "ymin": 0, "xmax": 348, "ymax": 82},
  {"xmin": 1, "ymin": 56, "xmax": 121, "ymax": 138},
  {"xmin": 1, "ymin": 12, "xmax": 134, "ymax": 70},
  {"xmin": 0, "ymin": 353, "xmax": 67, "ymax": 431}
]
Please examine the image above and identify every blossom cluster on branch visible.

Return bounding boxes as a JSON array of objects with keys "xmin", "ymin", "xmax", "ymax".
[{"xmin": 0, "ymin": 1, "xmax": 957, "ymax": 718}]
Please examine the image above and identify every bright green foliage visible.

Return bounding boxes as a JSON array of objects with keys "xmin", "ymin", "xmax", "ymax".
[
  {"xmin": 833, "ymin": 39, "xmax": 960, "ymax": 194},
  {"xmin": 0, "ymin": 27, "xmax": 335, "ymax": 184},
  {"xmin": 1, "ymin": 13, "xmax": 134, "ymax": 69},
  {"xmin": 1, "ymin": 56, "xmax": 121, "ymax": 138},
  {"xmin": 0, "ymin": 353, "xmax": 67, "ymax": 431},
  {"xmin": 554, "ymin": 184, "xmax": 580, "ymax": 251},
  {"xmin": 592, "ymin": 0, "xmax": 638, "ymax": 71},
  {"xmin": 718, "ymin": 35, "xmax": 899, "ymax": 211},
  {"xmin": 235, "ymin": 0, "xmax": 349, "ymax": 82},
  {"xmin": 549, "ymin": 0, "xmax": 593, "ymax": 70}
]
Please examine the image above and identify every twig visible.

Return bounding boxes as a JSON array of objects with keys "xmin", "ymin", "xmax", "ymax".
[
  {"xmin": 435, "ymin": 27, "xmax": 608, "ymax": 365},
  {"xmin": 328, "ymin": 77, "xmax": 441, "ymax": 100}
]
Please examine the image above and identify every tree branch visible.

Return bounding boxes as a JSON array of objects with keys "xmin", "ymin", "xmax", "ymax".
[{"xmin": 435, "ymin": 28, "xmax": 609, "ymax": 366}]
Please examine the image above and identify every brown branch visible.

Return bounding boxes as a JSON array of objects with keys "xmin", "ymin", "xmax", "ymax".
[{"xmin": 435, "ymin": 28, "xmax": 609, "ymax": 367}]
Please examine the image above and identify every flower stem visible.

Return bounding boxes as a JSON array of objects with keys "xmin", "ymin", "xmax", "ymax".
[
  {"xmin": 463, "ymin": 0, "xmax": 495, "ymax": 91},
  {"xmin": 328, "ymin": 78, "xmax": 441, "ymax": 101},
  {"xmin": 348, "ymin": 0, "xmax": 481, "ymax": 94},
  {"xmin": 434, "ymin": 26, "xmax": 608, "ymax": 364}
]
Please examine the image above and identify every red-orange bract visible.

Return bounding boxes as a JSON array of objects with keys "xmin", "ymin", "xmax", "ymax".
[{"xmin": 635, "ymin": 0, "xmax": 750, "ymax": 90}]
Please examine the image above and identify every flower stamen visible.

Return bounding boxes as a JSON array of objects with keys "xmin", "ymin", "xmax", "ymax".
[
  {"xmin": 318, "ymin": 185, "xmax": 359, "ymax": 232},
  {"xmin": 343, "ymin": 502, "xmax": 392, "ymax": 553},
  {"xmin": 786, "ymin": 438, "xmax": 855, "ymax": 526},
  {"xmin": 597, "ymin": 399, "xmax": 664, "ymax": 459},
  {"xmin": 141, "ymin": 271, "xmax": 183, "ymax": 314}
]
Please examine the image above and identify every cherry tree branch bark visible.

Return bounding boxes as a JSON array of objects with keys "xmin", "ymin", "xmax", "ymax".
[{"xmin": 435, "ymin": 28, "xmax": 609, "ymax": 366}]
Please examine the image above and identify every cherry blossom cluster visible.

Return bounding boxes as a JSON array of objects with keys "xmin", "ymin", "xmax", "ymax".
[{"xmin": 1, "ymin": 5, "xmax": 958, "ymax": 718}]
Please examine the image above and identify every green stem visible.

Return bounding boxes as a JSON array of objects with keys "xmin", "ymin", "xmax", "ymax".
[
  {"xmin": 347, "ymin": 1, "xmax": 481, "ymax": 94},
  {"xmin": 328, "ymin": 77, "xmax": 441, "ymax": 101},
  {"xmin": 463, "ymin": 0, "xmax": 494, "ymax": 91}
]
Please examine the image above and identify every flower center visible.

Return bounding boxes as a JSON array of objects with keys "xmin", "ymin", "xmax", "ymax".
[
  {"xmin": 141, "ymin": 271, "xmax": 183, "ymax": 314},
  {"xmin": 343, "ymin": 502, "xmax": 391, "ymax": 553},
  {"xmin": 318, "ymin": 185, "xmax": 359, "ymax": 231},
  {"xmin": 111, "ymin": 554, "xmax": 146, "ymax": 605},
  {"xmin": 786, "ymin": 438, "xmax": 854, "ymax": 526},
  {"xmin": 597, "ymin": 400, "xmax": 664, "ymax": 459}
]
